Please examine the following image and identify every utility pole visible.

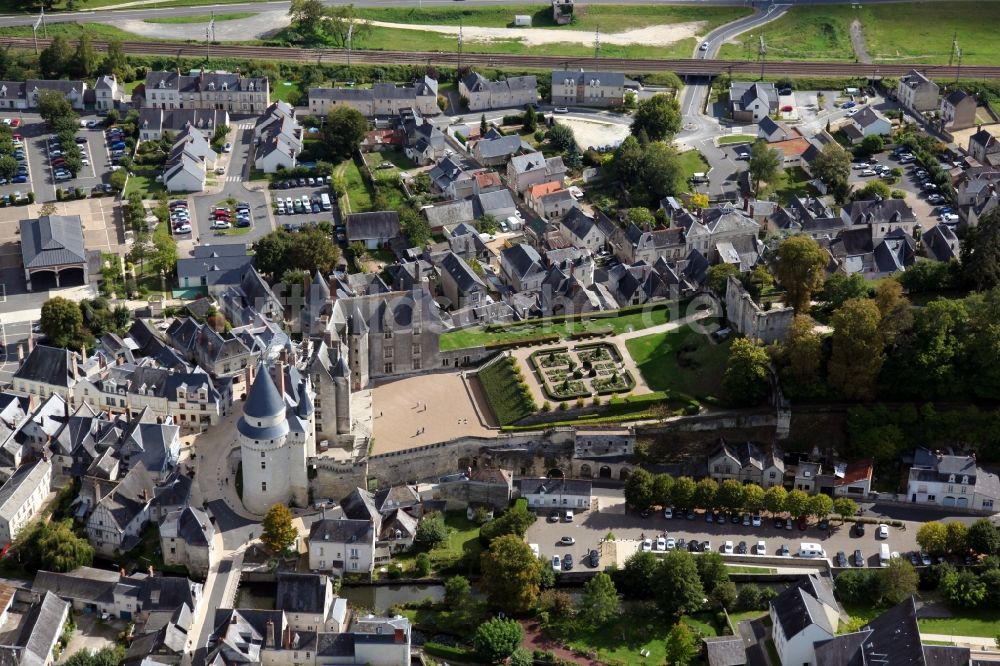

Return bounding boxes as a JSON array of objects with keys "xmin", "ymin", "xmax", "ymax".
[
  {"xmin": 948, "ymin": 30, "xmax": 958, "ymax": 67},
  {"xmin": 41, "ymin": 6, "xmax": 46, "ymax": 39},
  {"xmin": 594, "ymin": 27, "xmax": 600, "ymax": 65},
  {"xmin": 758, "ymin": 34, "xmax": 766, "ymax": 81},
  {"xmin": 206, "ymin": 12, "xmax": 215, "ymax": 60},
  {"xmin": 956, "ymin": 47, "xmax": 963, "ymax": 83},
  {"xmin": 457, "ymin": 21, "xmax": 463, "ymax": 73},
  {"xmin": 347, "ymin": 23, "xmax": 354, "ymax": 81},
  {"xmin": 31, "ymin": 9, "xmax": 43, "ymax": 54}
]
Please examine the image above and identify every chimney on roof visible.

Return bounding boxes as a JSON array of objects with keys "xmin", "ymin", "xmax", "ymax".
[
  {"xmin": 273, "ymin": 360, "xmax": 286, "ymax": 397},
  {"xmin": 120, "ymin": 567, "xmax": 126, "ymax": 577},
  {"xmin": 266, "ymin": 619, "xmax": 275, "ymax": 648},
  {"xmin": 148, "ymin": 564, "xmax": 154, "ymax": 576},
  {"xmin": 394, "ymin": 628, "xmax": 405, "ymax": 642},
  {"xmin": 70, "ymin": 351, "xmax": 78, "ymax": 380}
]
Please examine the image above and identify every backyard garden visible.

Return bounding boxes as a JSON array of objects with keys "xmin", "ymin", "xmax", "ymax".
[{"xmin": 530, "ymin": 343, "xmax": 635, "ymax": 401}]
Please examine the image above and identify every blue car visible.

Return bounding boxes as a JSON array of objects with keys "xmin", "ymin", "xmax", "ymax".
[
  {"xmin": 842, "ymin": 101, "xmax": 856, "ymax": 109},
  {"xmin": 110, "ymin": 142, "xmax": 126, "ymax": 150},
  {"xmin": 12, "ymin": 175, "xmax": 27, "ymax": 183}
]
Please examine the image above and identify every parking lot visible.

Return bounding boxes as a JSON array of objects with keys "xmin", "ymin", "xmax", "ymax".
[
  {"xmin": 848, "ymin": 148, "xmax": 943, "ymax": 224},
  {"xmin": 0, "ymin": 112, "xmax": 116, "ymax": 203},
  {"xmin": 525, "ymin": 503, "xmax": 924, "ymax": 572}
]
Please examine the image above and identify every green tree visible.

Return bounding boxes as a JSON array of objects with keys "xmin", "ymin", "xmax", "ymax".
[
  {"xmin": 706, "ymin": 263, "xmax": 740, "ymax": 295},
  {"xmin": 444, "ymin": 575, "xmax": 471, "ymax": 607},
  {"xmin": 663, "ymin": 622, "xmax": 699, "ymax": 666},
  {"xmin": 828, "ymin": 298, "xmax": 884, "ymax": 400},
  {"xmin": 655, "ymin": 550, "xmax": 705, "ymax": 617},
  {"xmin": 151, "ymin": 232, "xmax": 178, "ymax": 277},
  {"xmin": 523, "ymin": 104, "xmax": 537, "ymax": 133},
  {"xmin": 737, "ymin": 583, "xmax": 765, "ymax": 610},
  {"xmin": 749, "ymin": 139, "xmax": 782, "ymax": 193},
  {"xmin": 653, "ymin": 473, "xmax": 674, "ymax": 508},
  {"xmin": 946, "ymin": 521, "xmax": 968, "ymax": 554},
  {"xmin": 547, "ymin": 123, "xmax": 578, "ymax": 153},
  {"xmin": 980, "ymin": 569, "xmax": 1000, "ymax": 607},
  {"xmin": 858, "ymin": 133, "xmax": 884, "ymax": 156},
  {"xmin": 625, "ymin": 207, "xmax": 655, "ymax": 227},
  {"xmin": 630, "ymin": 93, "xmax": 681, "ymax": 142},
  {"xmin": 415, "ymin": 511, "xmax": 448, "ymax": 549},
  {"xmin": 616, "ymin": 551, "xmax": 658, "ymax": 599},
  {"xmin": 624, "ymin": 467, "xmax": 654, "ymax": 509},
  {"xmin": 473, "ymin": 617, "xmax": 523, "ymax": 664},
  {"xmin": 961, "ymin": 208, "xmax": 1000, "ymax": 291},
  {"xmin": 696, "ymin": 551, "xmax": 730, "ymax": 594},
  {"xmin": 13, "ymin": 520, "xmax": 94, "ymax": 573},
  {"xmin": 0, "ymin": 155, "xmax": 17, "ymax": 180},
  {"xmin": 479, "ymin": 500, "xmax": 536, "ymax": 545},
  {"xmin": 109, "ymin": 169, "xmax": 127, "ymax": 192},
  {"xmin": 578, "ymin": 572, "xmax": 619, "ymax": 626},
  {"xmin": 773, "ymin": 315, "xmax": 823, "ymax": 392},
  {"xmin": 479, "ymin": 535, "xmax": 541, "ymax": 613},
  {"xmin": 723, "ymin": 338, "xmax": 770, "ymax": 406},
  {"xmin": 321, "ymin": 106, "xmax": 369, "ymax": 161},
  {"xmin": 509, "ymin": 647, "xmax": 533, "ymax": 666},
  {"xmin": 967, "ymin": 519, "xmax": 1000, "ymax": 556},
  {"xmin": 809, "ymin": 494, "xmax": 833, "ymax": 519},
  {"xmin": 833, "ymin": 497, "xmax": 858, "ymax": 524},
  {"xmin": 917, "ymin": 522, "xmax": 949, "ymax": 554},
  {"xmin": 879, "ymin": 558, "xmax": 919, "ymax": 606},
  {"xmin": 716, "ymin": 480, "xmax": 746, "ymax": 513},
  {"xmin": 835, "ymin": 569, "xmax": 879, "ymax": 605},
  {"xmin": 101, "ymin": 39, "xmax": 133, "ymax": 82},
  {"xmin": 939, "ymin": 569, "xmax": 986, "ymax": 608},
  {"xmin": 398, "ymin": 205, "xmax": 432, "ymax": 247},
  {"xmin": 774, "ymin": 235, "xmax": 828, "ymax": 312},
  {"xmin": 693, "ymin": 477, "xmax": 718, "ymax": 510},
  {"xmin": 710, "ymin": 579, "xmax": 738, "ymax": 610},
  {"xmin": 811, "ymin": 142, "xmax": 852, "ymax": 203},
  {"xmin": 72, "ymin": 31, "xmax": 99, "ymax": 78},
  {"xmin": 764, "ymin": 486, "xmax": 787, "ymax": 516},
  {"xmin": 671, "ymin": 476, "xmax": 697, "ymax": 509},
  {"xmin": 37, "ymin": 89, "xmax": 76, "ymax": 127},
  {"xmin": 414, "ymin": 552, "xmax": 431, "ymax": 576},
  {"xmin": 288, "ymin": 0, "xmax": 327, "ymax": 41},
  {"xmin": 784, "ymin": 489, "xmax": 810, "ymax": 518},
  {"xmin": 822, "ymin": 273, "xmax": 869, "ymax": 310},
  {"xmin": 261, "ymin": 504, "xmax": 297, "ymax": 553},
  {"xmin": 743, "ymin": 484, "xmax": 766, "ymax": 514},
  {"xmin": 854, "ymin": 179, "xmax": 892, "ymax": 201},
  {"xmin": 290, "ymin": 226, "xmax": 341, "ymax": 272},
  {"xmin": 40, "ymin": 297, "xmax": 83, "ymax": 349},
  {"xmin": 253, "ymin": 231, "xmax": 294, "ymax": 276},
  {"xmin": 39, "ymin": 35, "xmax": 71, "ymax": 79},
  {"xmin": 480, "ymin": 114, "xmax": 488, "ymax": 136}
]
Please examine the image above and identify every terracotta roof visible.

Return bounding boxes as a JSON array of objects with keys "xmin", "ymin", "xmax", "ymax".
[
  {"xmin": 475, "ymin": 171, "xmax": 501, "ymax": 189},
  {"xmin": 527, "ymin": 180, "xmax": 565, "ymax": 199},
  {"xmin": 770, "ymin": 136, "xmax": 811, "ymax": 157},
  {"xmin": 836, "ymin": 459, "xmax": 873, "ymax": 486}
]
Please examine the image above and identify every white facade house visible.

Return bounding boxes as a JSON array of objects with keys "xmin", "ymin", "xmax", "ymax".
[
  {"xmin": 769, "ymin": 575, "xmax": 842, "ymax": 666},
  {"xmin": 516, "ymin": 478, "xmax": 592, "ymax": 511},
  {"xmin": 0, "ymin": 459, "xmax": 51, "ymax": 547},
  {"xmin": 896, "ymin": 70, "xmax": 939, "ymax": 113},
  {"xmin": 906, "ymin": 448, "xmax": 999, "ymax": 511},
  {"xmin": 307, "ymin": 518, "xmax": 376, "ymax": 576},
  {"xmin": 238, "ymin": 363, "xmax": 315, "ymax": 515}
]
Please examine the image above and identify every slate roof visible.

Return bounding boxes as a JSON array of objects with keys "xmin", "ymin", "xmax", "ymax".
[
  {"xmin": 340, "ymin": 487, "xmax": 379, "ymax": 523},
  {"xmin": 0, "ymin": 459, "xmax": 49, "ymax": 521},
  {"xmin": 476, "ymin": 134, "xmax": 524, "ymax": 159},
  {"xmin": 475, "ymin": 188, "xmax": 517, "ymax": 217},
  {"xmin": 20, "ymin": 215, "xmax": 86, "ymax": 268},
  {"xmin": 551, "ymin": 70, "xmax": 625, "ymax": 87},
  {"xmin": 308, "ymin": 518, "xmax": 374, "ymax": 543},
  {"xmin": 852, "ymin": 106, "xmax": 890, "ymax": 130},
  {"xmin": 501, "ymin": 243, "xmax": 544, "ymax": 281},
  {"xmin": 12, "ymin": 345, "xmax": 76, "ymax": 387},
  {"xmin": 346, "ymin": 212, "xmax": 400, "ymax": 242},
  {"xmin": 16, "ymin": 591, "xmax": 68, "ymax": 666},
  {"xmin": 243, "ymin": 365, "xmax": 284, "ymax": 420},
  {"xmin": 944, "ymin": 89, "xmax": 970, "ymax": 106},
  {"xmin": 439, "ymin": 251, "xmax": 486, "ymax": 293},
  {"xmin": 770, "ymin": 574, "xmax": 837, "ymax": 641},
  {"xmin": 516, "ymin": 477, "xmax": 592, "ymax": 495},
  {"xmin": 276, "ymin": 573, "xmax": 330, "ymax": 614},
  {"xmin": 33, "ymin": 567, "xmax": 121, "ymax": 603},
  {"xmin": 923, "ymin": 225, "xmax": 959, "ymax": 261},
  {"xmin": 704, "ymin": 636, "xmax": 747, "ymax": 666},
  {"xmin": 729, "ymin": 81, "xmax": 777, "ymax": 111},
  {"xmin": 843, "ymin": 198, "xmax": 916, "ymax": 226},
  {"xmin": 164, "ymin": 506, "xmax": 214, "ymax": 547}
]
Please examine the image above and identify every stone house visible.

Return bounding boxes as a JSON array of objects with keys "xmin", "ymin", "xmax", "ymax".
[
  {"xmin": 897, "ymin": 70, "xmax": 939, "ymax": 113},
  {"xmin": 550, "ymin": 70, "xmax": 625, "ymax": 108},
  {"xmin": 724, "ymin": 276, "xmax": 793, "ymax": 344},
  {"xmin": 940, "ymin": 89, "xmax": 977, "ymax": 131},
  {"xmin": 459, "ymin": 71, "xmax": 537, "ymax": 111},
  {"xmin": 159, "ymin": 506, "xmax": 215, "ymax": 577}
]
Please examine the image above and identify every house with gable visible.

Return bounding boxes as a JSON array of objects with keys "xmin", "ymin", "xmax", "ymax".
[
  {"xmin": 459, "ymin": 71, "xmax": 537, "ymax": 111},
  {"xmin": 906, "ymin": 447, "xmax": 999, "ymax": 511},
  {"xmin": 438, "ymin": 251, "xmax": 487, "ymax": 309},
  {"xmin": 507, "ymin": 152, "xmax": 566, "ymax": 194},
  {"xmin": 500, "ymin": 243, "xmax": 546, "ymax": 292},
  {"xmin": 842, "ymin": 106, "xmax": 893, "ymax": 144},
  {"xmin": 770, "ymin": 574, "xmax": 844, "ymax": 666},
  {"xmin": 897, "ymin": 69, "xmax": 939, "ymax": 113},
  {"xmin": 473, "ymin": 132, "xmax": 526, "ymax": 167},
  {"xmin": 940, "ymin": 89, "xmax": 977, "ymax": 131},
  {"xmin": 968, "ymin": 127, "xmax": 1000, "ymax": 167},
  {"xmin": 160, "ymin": 506, "xmax": 215, "ymax": 577},
  {"xmin": 557, "ymin": 207, "xmax": 608, "ymax": 253},
  {"xmin": 611, "ymin": 222, "xmax": 686, "ymax": 265},
  {"xmin": 707, "ymin": 438, "xmax": 785, "ymax": 488},
  {"xmin": 550, "ymin": 70, "xmax": 625, "ymax": 108},
  {"xmin": 729, "ymin": 81, "xmax": 777, "ymax": 122}
]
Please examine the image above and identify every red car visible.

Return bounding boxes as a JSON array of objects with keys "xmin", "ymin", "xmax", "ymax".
[
  {"xmin": 780, "ymin": 105, "xmax": 793, "ymax": 112},
  {"xmin": 10, "ymin": 118, "xmax": 21, "ymax": 128},
  {"xmin": 11, "ymin": 133, "xmax": 22, "ymax": 142}
]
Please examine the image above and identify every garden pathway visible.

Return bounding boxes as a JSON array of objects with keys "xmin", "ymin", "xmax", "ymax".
[
  {"xmin": 519, "ymin": 621, "xmax": 600, "ymax": 666},
  {"xmin": 919, "ymin": 634, "xmax": 999, "ymax": 649},
  {"xmin": 510, "ymin": 312, "xmax": 709, "ymax": 407}
]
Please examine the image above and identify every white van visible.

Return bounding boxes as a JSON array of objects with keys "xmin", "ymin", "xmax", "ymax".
[
  {"xmin": 691, "ymin": 172, "xmax": 709, "ymax": 183},
  {"xmin": 879, "ymin": 544, "xmax": 890, "ymax": 567},
  {"xmin": 529, "ymin": 543, "xmax": 540, "ymax": 558},
  {"xmin": 799, "ymin": 542, "xmax": 826, "ymax": 559},
  {"xmin": 320, "ymin": 192, "xmax": 331, "ymax": 211}
]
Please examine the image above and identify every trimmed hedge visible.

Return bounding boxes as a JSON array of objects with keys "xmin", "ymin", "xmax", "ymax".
[
  {"xmin": 477, "ymin": 357, "xmax": 536, "ymax": 425},
  {"xmin": 484, "ymin": 333, "xmax": 560, "ymax": 351},
  {"xmin": 423, "ymin": 642, "xmax": 476, "ymax": 661}
]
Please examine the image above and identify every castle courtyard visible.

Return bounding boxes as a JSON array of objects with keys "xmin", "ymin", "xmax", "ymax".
[{"xmin": 370, "ymin": 370, "xmax": 496, "ymax": 454}]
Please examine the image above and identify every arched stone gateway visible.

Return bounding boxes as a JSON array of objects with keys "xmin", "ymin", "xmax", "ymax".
[
  {"xmin": 599, "ymin": 465, "xmax": 612, "ymax": 479},
  {"xmin": 547, "ymin": 468, "xmax": 564, "ymax": 478}
]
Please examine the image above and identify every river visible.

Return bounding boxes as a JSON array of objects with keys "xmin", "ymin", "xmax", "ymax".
[{"xmin": 235, "ymin": 580, "xmax": 446, "ymax": 613}]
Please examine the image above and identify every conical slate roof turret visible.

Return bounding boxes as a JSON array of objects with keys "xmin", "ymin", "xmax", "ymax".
[{"xmin": 243, "ymin": 363, "xmax": 284, "ymax": 419}]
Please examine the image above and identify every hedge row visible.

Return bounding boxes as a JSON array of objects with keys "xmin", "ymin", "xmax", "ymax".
[{"xmin": 483, "ymin": 333, "xmax": 560, "ymax": 351}]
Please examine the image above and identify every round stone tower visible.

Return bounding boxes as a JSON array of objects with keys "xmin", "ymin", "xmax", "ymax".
[{"xmin": 239, "ymin": 364, "xmax": 291, "ymax": 515}]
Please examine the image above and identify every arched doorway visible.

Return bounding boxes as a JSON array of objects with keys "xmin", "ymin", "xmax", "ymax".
[
  {"xmin": 599, "ymin": 465, "xmax": 612, "ymax": 479},
  {"xmin": 619, "ymin": 468, "xmax": 631, "ymax": 481},
  {"xmin": 547, "ymin": 468, "xmax": 564, "ymax": 478},
  {"xmin": 579, "ymin": 464, "xmax": 593, "ymax": 478}
]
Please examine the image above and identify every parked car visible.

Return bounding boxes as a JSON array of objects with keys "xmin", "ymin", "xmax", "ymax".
[
  {"xmin": 211, "ymin": 220, "xmax": 231, "ymax": 229},
  {"xmin": 755, "ymin": 540, "xmax": 766, "ymax": 555},
  {"xmin": 174, "ymin": 224, "xmax": 191, "ymax": 233},
  {"xmin": 735, "ymin": 541, "xmax": 747, "ymax": 554},
  {"xmin": 836, "ymin": 551, "xmax": 848, "ymax": 567},
  {"xmin": 547, "ymin": 511, "xmax": 559, "ymax": 523},
  {"xmin": 663, "ymin": 507, "xmax": 673, "ymax": 519},
  {"xmin": 877, "ymin": 524, "xmax": 889, "ymax": 539},
  {"xmin": 779, "ymin": 544, "xmax": 790, "ymax": 556},
  {"xmin": 552, "ymin": 555, "xmax": 560, "ymax": 572},
  {"xmin": 854, "ymin": 522, "xmax": 866, "ymax": 537},
  {"xmin": 752, "ymin": 514, "xmax": 762, "ymax": 527},
  {"xmin": 588, "ymin": 549, "xmax": 599, "ymax": 567},
  {"xmin": 656, "ymin": 537, "xmax": 666, "ymax": 551},
  {"xmin": 562, "ymin": 554, "xmax": 573, "ymax": 571},
  {"xmin": 666, "ymin": 537, "xmax": 675, "ymax": 550},
  {"xmin": 641, "ymin": 538, "xmax": 652, "ymax": 552},
  {"xmin": 774, "ymin": 517, "xmax": 785, "ymax": 529},
  {"xmin": 854, "ymin": 549, "xmax": 865, "ymax": 567},
  {"xmin": 920, "ymin": 552, "xmax": 932, "ymax": 566}
]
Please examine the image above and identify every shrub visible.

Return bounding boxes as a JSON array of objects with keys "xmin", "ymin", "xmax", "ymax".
[{"xmin": 890, "ymin": 189, "xmax": 907, "ymax": 199}]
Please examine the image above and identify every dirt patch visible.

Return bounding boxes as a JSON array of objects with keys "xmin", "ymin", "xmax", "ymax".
[
  {"xmin": 554, "ymin": 116, "xmax": 630, "ymax": 151},
  {"xmin": 850, "ymin": 19, "xmax": 871, "ymax": 64}
]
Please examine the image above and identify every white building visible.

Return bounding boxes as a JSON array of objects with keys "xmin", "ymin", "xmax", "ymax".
[
  {"xmin": 143, "ymin": 70, "xmax": 270, "ymax": 114},
  {"xmin": 769, "ymin": 574, "xmax": 842, "ymax": 666},
  {"xmin": 0, "ymin": 459, "xmax": 51, "ymax": 546},
  {"xmin": 516, "ymin": 478, "xmax": 592, "ymax": 511},
  {"xmin": 253, "ymin": 101, "xmax": 303, "ymax": 173},
  {"xmin": 160, "ymin": 506, "xmax": 216, "ymax": 577},
  {"xmin": 906, "ymin": 447, "xmax": 999, "ymax": 511},
  {"xmin": 896, "ymin": 69, "xmax": 939, "ymax": 113},
  {"xmin": 307, "ymin": 517, "xmax": 376, "ymax": 576},
  {"xmin": 239, "ymin": 363, "xmax": 315, "ymax": 514},
  {"xmin": 459, "ymin": 71, "xmax": 537, "ymax": 111}
]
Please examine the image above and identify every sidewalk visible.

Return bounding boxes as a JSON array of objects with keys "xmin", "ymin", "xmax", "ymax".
[{"xmin": 919, "ymin": 633, "xmax": 999, "ymax": 649}]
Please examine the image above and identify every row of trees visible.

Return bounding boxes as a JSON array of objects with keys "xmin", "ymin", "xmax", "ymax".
[
  {"xmin": 38, "ymin": 35, "xmax": 135, "ymax": 83},
  {"xmin": 253, "ymin": 225, "xmax": 342, "ymax": 279},
  {"xmin": 607, "ymin": 94, "xmax": 684, "ymax": 208},
  {"xmin": 835, "ymin": 558, "xmax": 919, "ymax": 608},
  {"xmin": 40, "ymin": 296, "xmax": 130, "ymax": 350},
  {"xmin": 623, "ymin": 468, "xmax": 857, "ymax": 521},
  {"xmin": 916, "ymin": 519, "xmax": 1000, "ymax": 557}
]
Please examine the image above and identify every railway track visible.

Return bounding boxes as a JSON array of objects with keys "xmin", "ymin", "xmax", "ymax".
[{"xmin": 3, "ymin": 36, "xmax": 998, "ymax": 79}]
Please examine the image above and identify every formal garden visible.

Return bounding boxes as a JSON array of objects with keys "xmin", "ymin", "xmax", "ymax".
[{"xmin": 529, "ymin": 343, "xmax": 635, "ymax": 402}]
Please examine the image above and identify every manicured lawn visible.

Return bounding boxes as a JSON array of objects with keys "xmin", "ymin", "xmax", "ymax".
[
  {"xmin": 625, "ymin": 326, "xmax": 730, "ymax": 404},
  {"xmin": 766, "ymin": 166, "xmax": 817, "ymax": 203},
  {"xmin": 724, "ymin": 565, "xmax": 777, "ymax": 574},
  {"xmin": 0, "ymin": 22, "xmax": 141, "ymax": 40},
  {"xmin": 390, "ymin": 511, "xmax": 482, "ymax": 574},
  {"xmin": 143, "ymin": 11, "xmax": 255, "ymax": 23},
  {"xmin": 124, "ymin": 169, "xmax": 165, "ymax": 198},
  {"xmin": 727, "ymin": 610, "xmax": 767, "ymax": 626},
  {"xmin": 557, "ymin": 608, "xmax": 719, "ymax": 664},
  {"xmin": 440, "ymin": 304, "xmax": 671, "ymax": 351},
  {"xmin": 677, "ymin": 149, "xmax": 709, "ymax": 191},
  {"xmin": 400, "ymin": 600, "xmax": 488, "ymax": 636},
  {"xmin": 477, "ymin": 357, "xmax": 534, "ymax": 426},
  {"xmin": 717, "ymin": 134, "xmax": 757, "ymax": 146},
  {"xmin": 716, "ymin": 5, "xmax": 857, "ymax": 62},
  {"xmin": 374, "ymin": 149, "xmax": 418, "ymax": 171},
  {"xmin": 917, "ymin": 610, "xmax": 1000, "ymax": 638},
  {"xmin": 335, "ymin": 157, "xmax": 372, "ymax": 215},
  {"xmin": 271, "ymin": 80, "xmax": 303, "ymax": 104}
]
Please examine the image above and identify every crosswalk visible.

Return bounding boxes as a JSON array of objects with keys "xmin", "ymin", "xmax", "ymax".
[
  {"xmin": 236, "ymin": 122, "xmax": 254, "ymax": 130},
  {"xmin": 224, "ymin": 175, "xmax": 243, "ymax": 183}
]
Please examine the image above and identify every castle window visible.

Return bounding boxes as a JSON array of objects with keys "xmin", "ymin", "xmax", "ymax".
[
  {"xmin": 262, "ymin": 482, "xmax": 267, "ymax": 492},
  {"xmin": 261, "ymin": 452, "xmax": 265, "ymax": 458},
  {"xmin": 261, "ymin": 462, "xmax": 266, "ymax": 470}
]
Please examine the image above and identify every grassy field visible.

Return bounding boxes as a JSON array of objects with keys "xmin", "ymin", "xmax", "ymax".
[
  {"xmin": 917, "ymin": 610, "xmax": 1000, "ymax": 638},
  {"xmin": 625, "ymin": 326, "xmax": 730, "ymax": 404},
  {"xmin": 124, "ymin": 169, "xmax": 165, "ymax": 198},
  {"xmin": 143, "ymin": 11, "xmax": 255, "ymax": 23},
  {"xmin": 335, "ymin": 157, "xmax": 372, "ymax": 215},
  {"xmin": 678, "ymin": 149, "xmax": 709, "ymax": 190},
  {"xmin": 0, "ymin": 22, "xmax": 140, "ymax": 40},
  {"xmin": 477, "ymin": 358, "xmax": 534, "ymax": 426},
  {"xmin": 716, "ymin": 2, "xmax": 1000, "ymax": 65},
  {"xmin": 718, "ymin": 134, "xmax": 757, "ymax": 146},
  {"xmin": 766, "ymin": 165, "xmax": 817, "ymax": 203},
  {"xmin": 439, "ymin": 305, "xmax": 671, "ymax": 351},
  {"xmin": 271, "ymin": 80, "xmax": 303, "ymax": 104},
  {"xmin": 354, "ymin": 4, "xmax": 749, "ymax": 32},
  {"xmin": 558, "ymin": 608, "xmax": 719, "ymax": 664},
  {"xmin": 390, "ymin": 511, "xmax": 481, "ymax": 574},
  {"xmin": 727, "ymin": 610, "xmax": 767, "ymax": 626},
  {"xmin": 725, "ymin": 565, "xmax": 777, "ymax": 574}
]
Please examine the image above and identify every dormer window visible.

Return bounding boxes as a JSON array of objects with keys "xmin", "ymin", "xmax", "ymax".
[
  {"xmin": 961, "ymin": 475, "xmax": 969, "ymax": 485},
  {"xmin": 948, "ymin": 474, "xmax": 956, "ymax": 483}
]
